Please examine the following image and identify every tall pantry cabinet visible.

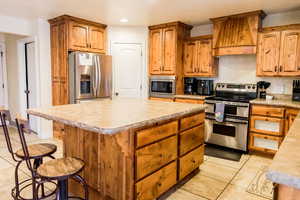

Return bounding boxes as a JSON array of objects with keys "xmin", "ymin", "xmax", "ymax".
[
  {"xmin": 48, "ymin": 15, "xmax": 107, "ymax": 139},
  {"xmin": 148, "ymin": 22, "xmax": 193, "ymax": 94}
]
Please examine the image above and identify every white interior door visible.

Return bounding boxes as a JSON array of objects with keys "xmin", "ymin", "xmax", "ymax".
[
  {"xmin": 0, "ymin": 50, "xmax": 4, "ymax": 106},
  {"xmin": 25, "ymin": 42, "xmax": 38, "ymax": 133},
  {"xmin": 112, "ymin": 43, "xmax": 142, "ymax": 98}
]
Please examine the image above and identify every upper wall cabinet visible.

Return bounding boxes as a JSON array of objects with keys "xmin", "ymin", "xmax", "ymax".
[
  {"xmin": 210, "ymin": 10, "xmax": 266, "ymax": 56},
  {"xmin": 49, "ymin": 15, "xmax": 107, "ymax": 54},
  {"xmin": 149, "ymin": 22, "xmax": 192, "ymax": 76},
  {"xmin": 183, "ymin": 35, "xmax": 218, "ymax": 77},
  {"xmin": 257, "ymin": 25, "xmax": 300, "ymax": 77}
]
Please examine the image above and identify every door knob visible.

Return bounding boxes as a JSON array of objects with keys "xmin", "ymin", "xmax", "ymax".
[{"xmin": 115, "ymin": 92, "xmax": 119, "ymax": 96}]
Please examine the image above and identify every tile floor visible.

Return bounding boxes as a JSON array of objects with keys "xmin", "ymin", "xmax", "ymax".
[{"xmin": 0, "ymin": 127, "xmax": 273, "ymax": 200}]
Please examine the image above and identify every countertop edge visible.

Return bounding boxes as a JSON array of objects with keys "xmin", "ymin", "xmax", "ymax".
[
  {"xmin": 266, "ymin": 170, "xmax": 300, "ymax": 189},
  {"xmin": 28, "ymin": 107, "xmax": 205, "ymax": 135},
  {"xmin": 250, "ymin": 100, "xmax": 300, "ymax": 109}
]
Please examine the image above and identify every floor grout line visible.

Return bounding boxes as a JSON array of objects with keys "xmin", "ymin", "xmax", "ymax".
[{"xmin": 215, "ymin": 155, "xmax": 251, "ymax": 200}]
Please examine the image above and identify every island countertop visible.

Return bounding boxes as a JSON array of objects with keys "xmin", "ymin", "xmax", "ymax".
[
  {"xmin": 267, "ymin": 112, "xmax": 300, "ymax": 189},
  {"xmin": 27, "ymin": 98, "xmax": 206, "ymax": 134}
]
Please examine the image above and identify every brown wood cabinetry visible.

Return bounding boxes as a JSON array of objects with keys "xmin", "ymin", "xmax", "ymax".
[
  {"xmin": 134, "ymin": 112, "xmax": 205, "ymax": 200},
  {"xmin": 257, "ymin": 25, "xmax": 300, "ymax": 76},
  {"xmin": 174, "ymin": 98, "xmax": 204, "ymax": 104},
  {"xmin": 149, "ymin": 22, "xmax": 192, "ymax": 75},
  {"xmin": 285, "ymin": 108, "xmax": 300, "ymax": 134},
  {"xmin": 183, "ymin": 35, "xmax": 218, "ymax": 77},
  {"xmin": 148, "ymin": 97, "xmax": 174, "ymax": 102},
  {"xmin": 249, "ymin": 105, "xmax": 285, "ymax": 154},
  {"xmin": 49, "ymin": 15, "xmax": 107, "ymax": 139}
]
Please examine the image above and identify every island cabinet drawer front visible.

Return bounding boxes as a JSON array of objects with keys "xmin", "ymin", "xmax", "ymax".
[
  {"xmin": 179, "ymin": 145, "xmax": 204, "ymax": 180},
  {"xmin": 180, "ymin": 112, "xmax": 205, "ymax": 131},
  {"xmin": 135, "ymin": 161, "xmax": 177, "ymax": 200},
  {"xmin": 251, "ymin": 105, "xmax": 285, "ymax": 118},
  {"xmin": 136, "ymin": 121, "xmax": 178, "ymax": 148},
  {"xmin": 250, "ymin": 116, "xmax": 284, "ymax": 136},
  {"xmin": 249, "ymin": 132, "xmax": 282, "ymax": 154},
  {"xmin": 136, "ymin": 136, "xmax": 177, "ymax": 180},
  {"xmin": 180, "ymin": 124, "xmax": 204, "ymax": 156}
]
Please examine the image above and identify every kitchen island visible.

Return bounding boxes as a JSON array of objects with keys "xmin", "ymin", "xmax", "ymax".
[{"xmin": 28, "ymin": 98, "xmax": 206, "ymax": 200}]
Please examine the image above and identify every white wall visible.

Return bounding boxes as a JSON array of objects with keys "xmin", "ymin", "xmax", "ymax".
[
  {"xmin": 190, "ymin": 9, "xmax": 300, "ymax": 95},
  {"xmin": 107, "ymin": 26, "xmax": 149, "ymax": 98},
  {"xmin": 0, "ymin": 14, "xmax": 33, "ymax": 36},
  {"xmin": 5, "ymin": 34, "xmax": 26, "ymax": 119}
]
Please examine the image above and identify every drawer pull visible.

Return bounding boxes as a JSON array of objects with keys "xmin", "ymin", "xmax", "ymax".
[
  {"xmin": 157, "ymin": 182, "xmax": 162, "ymax": 187},
  {"xmin": 192, "ymin": 160, "xmax": 196, "ymax": 163}
]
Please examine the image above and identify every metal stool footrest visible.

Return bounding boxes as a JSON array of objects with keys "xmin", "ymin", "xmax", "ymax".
[{"xmin": 12, "ymin": 177, "xmax": 57, "ymax": 200}]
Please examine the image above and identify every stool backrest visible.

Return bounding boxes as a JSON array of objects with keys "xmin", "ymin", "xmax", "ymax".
[
  {"xmin": 0, "ymin": 108, "xmax": 19, "ymax": 162},
  {"xmin": 15, "ymin": 116, "xmax": 34, "ymax": 172}
]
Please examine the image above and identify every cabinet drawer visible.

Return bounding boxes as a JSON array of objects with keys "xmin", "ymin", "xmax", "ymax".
[
  {"xmin": 175, "ymin": 98, "xmax": 204, "ymax": 104},
  {"xmin": 136, "ymin": 136, "xmax": 177, "ymax": 180},
  {"xmin": 136, "ymin": 121, "xmax": 178, "ymax": 148},
  {"xmin": 180, "ymin": 124, "xmax": 204, "ymax": 156},
  {"xmin": 249, "ymin": 132, "xmax": 282, "ymax": 154},
  {"xmin": 179, "ymin": 145, "xmax": 204, "ymax": 180},
  {"xmin": 252, "ymin": 105, "xmax": 284, "ymax": 118},
  {"xmin": 250, "ymin": 115, "xmax": 284, "ymax": 136},
  {"xmin": 135, "ymin": 161, "xmax": 177, "ymax": 200},
  {"xmin": 180, "ymin": 112, "xmax": 205, "ymax": 131}
]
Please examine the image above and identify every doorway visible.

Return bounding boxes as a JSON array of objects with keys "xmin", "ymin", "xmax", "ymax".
[
  {"xmin": 24, "ymin": 41, "xmax": 38, "ymax": 133},
  {"xmin": 0, "ymin": 48, "xmax": 4, "ymax": 106},
  {"xmin": 112, "ymin": 43, "xmax": 143, "ymax": 98}
]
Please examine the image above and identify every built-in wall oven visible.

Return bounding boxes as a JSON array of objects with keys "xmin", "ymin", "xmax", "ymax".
[{"xmin": 149, "ymin": 76, "xmax": 176, "ymax": 98}]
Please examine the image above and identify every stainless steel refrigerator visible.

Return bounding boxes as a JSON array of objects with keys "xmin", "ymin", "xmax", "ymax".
[{"xmin": 69, "ymin": 51, "xmax": 112, "ymax": 103}]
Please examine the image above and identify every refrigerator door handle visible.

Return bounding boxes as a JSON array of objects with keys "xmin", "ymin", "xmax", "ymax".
[
  {"xmin": 97, "ymin": 56, "xmax": 102, "ymax": 96},
  {"xmin": 92, "ymin": 56, "xmax": 98, "ymax": 96}
]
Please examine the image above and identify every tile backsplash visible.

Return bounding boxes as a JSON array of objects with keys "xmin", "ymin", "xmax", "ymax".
[{"xmin": 201, "ymin": 55, "xmax": 297, "ymax": 95}]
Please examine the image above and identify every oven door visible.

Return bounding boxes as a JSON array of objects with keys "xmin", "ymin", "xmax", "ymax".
[
  {"xmin": 150, "ymin": 78, "xmax": 175, "ymax": 97},
  {"xmin": 205, "ymin": 118, "xmax": 248, "ymax": 151}
]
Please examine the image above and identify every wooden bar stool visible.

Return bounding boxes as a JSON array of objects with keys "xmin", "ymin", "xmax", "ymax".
[
  {"xmin": 16, "ymin": 117, "xmax": 89, "ymax": 200},
  {"xmin": 0, "ymin": 108, "xmax": 57, "ymax": 200}
]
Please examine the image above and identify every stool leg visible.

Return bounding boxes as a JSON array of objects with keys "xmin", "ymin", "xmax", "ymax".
[
  {"xmin": 73, "ymin": 174, "xmax": 89, "ymax": 200},
  {"xmin": 57, "ymin": 179, "xmax": 68, "ymax": 200},
  {"xmin": 33, "ymin": 158, "xmax": 46, "ymax": 197},
  {"xmin": 14, "ymin": 161, "xmax": 22, "ymax": 200}
]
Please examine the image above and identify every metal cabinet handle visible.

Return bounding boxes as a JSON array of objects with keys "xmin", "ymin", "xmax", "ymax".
[
  {"xmin": 275, "ymin": 66, "xmax": 277, "ymax": 72},
  {"xmin": 279, "ymin": 65, "xmax": 282, "ymax": 72}
]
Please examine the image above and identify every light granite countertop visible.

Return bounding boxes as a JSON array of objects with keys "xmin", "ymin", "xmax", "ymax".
[
  {"xmin": 174, "ymin": 94, "xmax": 210, "ymax": 100},
  {"xmin": 250, "ymin": 98, "xmax": 300, "ymax": 109},
  {"xmin": 266, "ymin": 112, "xmax": 300, "ymax": 189},
  {"xmin": 27, "ymin": 98, "xmax": 206, "ymax": 134}
]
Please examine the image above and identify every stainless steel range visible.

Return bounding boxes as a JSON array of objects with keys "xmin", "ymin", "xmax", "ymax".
[{"xmin": 204, "ymin": 83, "xmax": 257, "ymax": 151}]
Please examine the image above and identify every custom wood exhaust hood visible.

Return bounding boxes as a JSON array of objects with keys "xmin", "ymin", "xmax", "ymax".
[{"xmin": 210, "ymin": 10, "xmax": 266, "ymax": 56}]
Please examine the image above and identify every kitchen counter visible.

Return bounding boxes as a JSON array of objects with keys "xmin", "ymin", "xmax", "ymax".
[
  {"xmin": 267, "ymin": 112, "xmax": 300, "ymax": 189},
  {"xmin": 250, "ymin": 98, "xmax": 300, "ymax": 109},
  {"xmin": 28, "ymin": 98, "xmax": 206, "ymax": 200},
  {"xmin": 174, "ymin": 94, "xmax": 209, "ymax": 100},
  {"xmin": 28, "ymin": 98, "xmax": 206, "ymax": 134}
]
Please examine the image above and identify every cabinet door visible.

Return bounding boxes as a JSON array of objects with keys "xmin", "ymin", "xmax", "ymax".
[
  {"xmin": 279, "ymin": 30, "xmax": 300, "ymax": 76},
  {"xmin": 256, "ymin": 32, "xmax": 281, "ymax": 76},
  {"xmin": 285, "ymin": 108, "xmax": 300, "ymax": 134},
  {"xmin": 162, "ymin": 26, "xmax": 176, "ymax": 74},
  {"xmin": 69, "ymin": 22, "xmax": 89, "ymax": 50},
  {"xmin": 183, "ymin": 41, "xmax": 197, "ymax": 75},
  {"xmin": 89, "ymin": 25, "xmax": 105, "ymax": 53},
  {"xmin": 250, "ymin": 115, "xmax": 284, "ymax": 136},
  {"xmin": 249, "ymin": 132, "xmax": 282, "ymax": 154},
  {"xmin": 149, "ymin": 29, "xmax": 163, "ymax": 74},
  {"xmin": 197, "ymin": 39, "xmax": 214, "ymax": 76}
]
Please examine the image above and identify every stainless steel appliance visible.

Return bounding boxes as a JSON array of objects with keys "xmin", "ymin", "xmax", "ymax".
[
  {"xmin": 293, "ymin": 80, "xmax": 300, "ymax": 101},
  {"xmin": 204, "ymin": 83, "xmax": 257, "ymax": 151},
  {"xmin": 184, "ymin": 78, "xmax": 214, "ymax": 95},
  {"xmin": 149, "ymin": 76, "xmax": 176, "ymax": 98},
  {"xmin": 69, "ymin": 52, "xmax": 112, "ymax": 103}
]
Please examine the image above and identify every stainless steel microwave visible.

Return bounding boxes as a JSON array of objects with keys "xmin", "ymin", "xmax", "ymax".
[{"xmin": 149, "ymin": 76, "xmax": 176, "ymax": 98}]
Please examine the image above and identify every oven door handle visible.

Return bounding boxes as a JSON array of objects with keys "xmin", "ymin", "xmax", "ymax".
[{"xmin": 206, "ymin": 117, "xmax": 248, "ymax": 125}]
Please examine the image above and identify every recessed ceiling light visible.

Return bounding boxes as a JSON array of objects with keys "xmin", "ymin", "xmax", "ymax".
[{"xmin": 120, "ymin": 18, "xmax": 128, "ymax": 23}]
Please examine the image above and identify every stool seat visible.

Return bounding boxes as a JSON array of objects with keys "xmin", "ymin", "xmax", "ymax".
[
  {"xmin": 37, "ymin": 157, "xmax": 84, "ymax": 179},
  {"xmin": 15, "ymin": 143, "xmax": 57, "ymax": 159}
]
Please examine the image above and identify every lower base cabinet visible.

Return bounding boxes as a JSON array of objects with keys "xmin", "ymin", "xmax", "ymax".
[
  {"xmin": 249, "ymin": 132, "xmax": 282, "ymax": 154},
  {"xmin": 175, "ymin": 98, "xmax": 204, "ymax": 104},
  {"xmin": 149, "ymin": 97, "xmax": 174, "ymax": 102},
  {"xmin": 179, "ymin": 145, "xmax": 204, "ymax": 180},
  {"xmin": 135, "ymin": 162, "xmax": 177, "ymax": 200}
]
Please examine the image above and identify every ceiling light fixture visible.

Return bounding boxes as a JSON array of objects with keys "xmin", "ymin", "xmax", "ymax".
[{"xmin": 120, "ymin": 18, "xmax": 128, "ymax": 23}]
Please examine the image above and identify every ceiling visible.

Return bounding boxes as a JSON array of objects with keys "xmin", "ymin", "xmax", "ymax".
[{"xmin": 0, "ymin": 0, "xmax": 300, "ymax": 26}]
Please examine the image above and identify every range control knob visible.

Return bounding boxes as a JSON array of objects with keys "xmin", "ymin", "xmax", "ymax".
[
  {"xmin": 222, "ymin": 85, "xmax": 225, "ymax": 88},
  {"xmin": 248, "ymin": 85, "xmax": 251, "ymax": 89},
  {"xmin": 252, "ymin": 86, "xmax": 256, "ymax": 89}
]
